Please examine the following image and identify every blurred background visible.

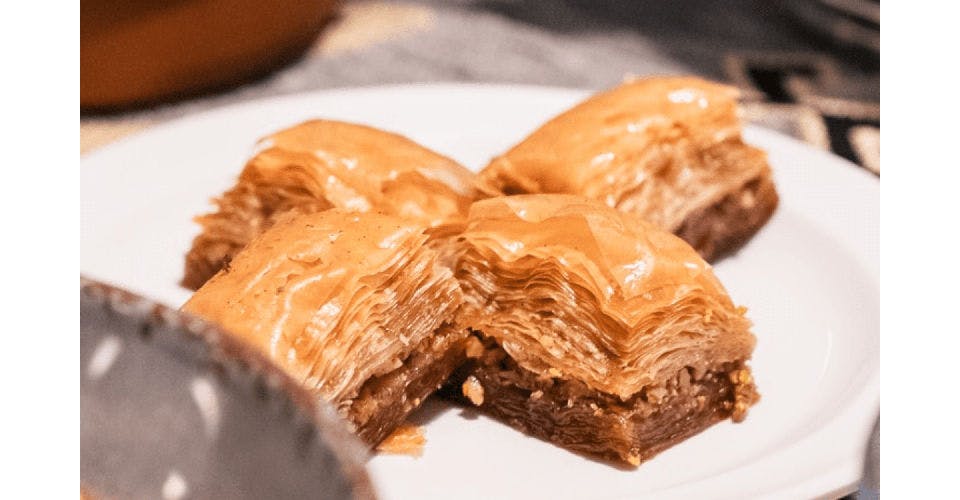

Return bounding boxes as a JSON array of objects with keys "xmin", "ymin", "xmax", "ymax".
[{"xmin": 80, "ymin": 0, "xmax": 879, "ymax": 173}]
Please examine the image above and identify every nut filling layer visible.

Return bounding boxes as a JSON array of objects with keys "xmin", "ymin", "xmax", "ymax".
[{"xmin": 447, "ymin": 339, "xmax": 758, "ymax": 465}]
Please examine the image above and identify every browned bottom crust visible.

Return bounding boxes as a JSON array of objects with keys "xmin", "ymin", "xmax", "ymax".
[
  {"xmin": 443, "ymin": 339, "xmax": 758, "ymax": 466},
  {"xmin": 675, "ymin": 173, "xmax": 779, "ymax": 262},
  {"xmin": 349, "ymin": 324, "xmax": 469, "ymax": 446}
]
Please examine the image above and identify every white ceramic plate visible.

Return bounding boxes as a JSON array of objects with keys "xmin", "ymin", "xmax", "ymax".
[{"xmin": 81, "ymin": 84, "xmax": 879, "ymax": 499}]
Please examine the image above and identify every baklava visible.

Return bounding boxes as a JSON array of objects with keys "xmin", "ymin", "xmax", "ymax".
[
  {"xmin": 480, "ymin": 76, "xmax": 778, "ymax": 261},
  {"xmin": 183, "ymin": 209, "xmax": 467, "ymax": 446},
  {"xmin": 448, "ymin": 194, "xmax": 759, "ymax": 465},
  {"xmin": 183, "ymin": 119, "xmax": 495, "ymax": 289}
]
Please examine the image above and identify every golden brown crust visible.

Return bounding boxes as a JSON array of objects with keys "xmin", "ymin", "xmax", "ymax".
[
  {"xmin": 182, "ymin": 119, "xmax": 497, "ymax": 289},
  {"xmin": 454, "ymin": 194, "xmax": 756, "ymax": 400},
  {"xmin": 183, "ymin": 209, "xmax": 465, "ymax": 445},
  {"xmin": 480, "ymin": 76, "xmax": 777, "ymax": 261}
]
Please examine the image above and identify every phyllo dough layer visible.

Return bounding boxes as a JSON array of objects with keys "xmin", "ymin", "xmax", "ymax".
[
  {"xmin": 183, "ymin": 209, "xmax": 467, "ymax": 445},
  {"xmin": 449, "ymin": 194, "xmax": 759, "ymax": 465},
  {"xmin": 480, "ymin": 76, "xmax": 778, "ymax": 261},
  {"xmin": 183, "ymin": 119, "xmax": 495, "ymax": 289}
]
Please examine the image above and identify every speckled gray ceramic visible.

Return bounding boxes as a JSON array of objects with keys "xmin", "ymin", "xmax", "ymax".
[{"xmin": 80, "ymin": 278, "xmax": 376, "ymax": 499}]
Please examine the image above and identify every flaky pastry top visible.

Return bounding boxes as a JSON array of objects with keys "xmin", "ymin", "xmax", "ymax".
[
  {"xmin": 456, "ymin": 194, "xmax": 755, "ymax": 399},
  {"xmin": 243, "ymin": 119, "xmax": 495, "ymax": 226},
  {"xmin": 481, "ymin": 76, "xmax": 770, "ymax": 232},
  {"xmin": 183, "ymin": 209, "xmax": 461, "ymax": 405}
]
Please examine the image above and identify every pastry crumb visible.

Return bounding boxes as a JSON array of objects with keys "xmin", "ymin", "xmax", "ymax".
[
  {"xmin": 548, "ymin": 367, "xmax": 563, "ymax": 378},
  {"xmin": 589, "ymin": 402, "xmax": 602, "ymax": 416},
  {"xmin": 462, "ymin": 375, "xmax": 484, "ymax": 406},
  {"xmin": 376, "ymin": 424, "xmax": 426, "ymax": 457},
  {"xmin": 529, "ymin": 390, "xmax": 543, "ymax": 400},
  {"xmin": 728, "ymin": 368, "xmax": 753, "ymax": 385},
  {"xmin": 740, "ymin": 189, "xmax": 757, "ymax": 208},
  {"xmin": 729, "ymin": 367, "xmax": 759, "ymax": 422},
  {"xmin": 464, "ymin": 336, "xmax": 485, "ymax": 358},
  {"xmin": 646, "ymin": 387, "xmax": 668, "ymax": 404},
  {"xmin": 626, "ymin": 453, "xmax": 641, "ymax": 466}
]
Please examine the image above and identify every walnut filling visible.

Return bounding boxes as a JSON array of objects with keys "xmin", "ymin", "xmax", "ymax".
[
  {"xmin": 448, "ymin": 337, "xmax": 759, "ymax": 465},
  {"xmin": 461, "ymin": 376, "xmax": 485, "ymax": 406},
  {"xmin": 674, "ymin": 174, "xmax": 779, "ymax": 261},
  {"xmin": 347, "ymin": 325, "xmax": 468, "ymax": 446}
]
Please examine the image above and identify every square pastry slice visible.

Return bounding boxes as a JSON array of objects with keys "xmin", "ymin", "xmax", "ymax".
[
  {"xmin": 183, "ymin": 119, "xmax": 496, "ymax": 289},
  {"xmin": 480, "ymin": 76, "xmax": 778, "ymax": 261},
  {"xmin": 183, "ymin": 209, "xmax": 467, "ymax": 446},
  {"xmin": 448, "ymin": 194, "xmax": 759, "ymax": 466}
]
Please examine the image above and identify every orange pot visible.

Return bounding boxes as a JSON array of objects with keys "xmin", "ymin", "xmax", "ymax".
[{"xmin": 81, "ymin": 0, "xmax": 339, "ymax": 111}]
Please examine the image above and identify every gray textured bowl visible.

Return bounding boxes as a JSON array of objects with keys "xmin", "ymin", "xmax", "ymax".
[{"xmin": 80, "ymin": 278, "xmax": 376, "ymax": 499}]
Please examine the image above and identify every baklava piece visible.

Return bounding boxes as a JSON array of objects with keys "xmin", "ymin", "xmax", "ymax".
[
  {"xmin": 449, "ymin": 194, "xmax": 759, "ymax": 466},
  {"xmin": 183, "ymin": 209, "xmax": 468, "ymax": 446},
  {"xmin": 183, "ymin": 119, "xmax": 496, "ymax": 289},
  {"xmin": 480, "ymin": 76, "xmax": 778, "ymax": 261}
]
